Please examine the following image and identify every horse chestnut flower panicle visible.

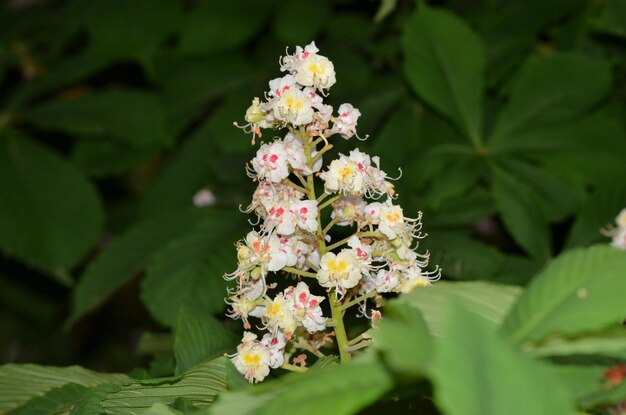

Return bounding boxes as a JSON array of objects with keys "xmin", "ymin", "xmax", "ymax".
[{"xmin": 227, "ymin": 41, "xmax": 440, "ymax": 383}]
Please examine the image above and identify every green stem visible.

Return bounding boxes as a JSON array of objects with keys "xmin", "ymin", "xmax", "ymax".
[
  {"xmin": 322, "ymin": 217, "xmax": 338, "ymax": 235},
  {"xmin": 282, "ymin": 178, "xmax": 308, "ymax": 194},
  {"xmin": 348, "ymin": 330, "xmax": 371, "ymax": 346},
  {"xmin": 312, "ymin": 144, "xmax": 333, "ymax": 163},
  {"xmin": 281, "ymin": 363, "xmax": 308, "ymax": 373},
  {"xmin": 283, "ymin": 266, "xmax": 317, "ymax": 279},
  {"xmin": 318, "ymin": 194, "xmax": 342, "ymax": 211},
  {"xmin": 340, "ymin": 290, "xmax": 378, "ymax": 311},
  {"xmin": 298, "ymin": 127, "xmax": 351, "ymax": 364}
]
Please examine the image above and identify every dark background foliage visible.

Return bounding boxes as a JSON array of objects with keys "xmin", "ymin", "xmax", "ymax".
[{"xmin": 1, "ymin": 0, "xmax": 625, "ymax": 405}]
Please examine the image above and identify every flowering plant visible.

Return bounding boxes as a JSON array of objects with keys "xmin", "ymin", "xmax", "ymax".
[{"xmin": 226, "ymin": 42, "xmax": 439, "ymax": 382}]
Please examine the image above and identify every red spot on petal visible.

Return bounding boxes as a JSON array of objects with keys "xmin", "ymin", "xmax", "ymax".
[
  {"xmin": 309, "ymin": 299, "xmax": 318, "ymax": 308},
  {"xmin": 300, "ymin": 207, "xmax": 308, "ymax": 214},
  {"xmin": 299, "ymin": 292, "xmax": 308, "ymax": 304},
  {"xmin": 269, "ymin": 154, "xmax": 279, "ymax": 163}
]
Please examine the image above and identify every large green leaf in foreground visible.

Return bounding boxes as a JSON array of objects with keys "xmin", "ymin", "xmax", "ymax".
[
  {"xmin": 0, "ymin": 364, "xmax": 130, "ymax": 413},
  {"xmin": 502, "ymin": 245, "xmax": 626, "ymax": 344},
  {"xmin": 431, "ymin": 304, "xmax": 576, "ymax": 415}
]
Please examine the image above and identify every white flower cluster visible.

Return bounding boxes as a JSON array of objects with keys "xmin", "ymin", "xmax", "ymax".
[
  {"xmin": 605, "ymin": 209, "xmax": 626, "ymax": 250},
  {"xmin": 227, "ymin": 42, "xmax": 438, "ymax": 383}
]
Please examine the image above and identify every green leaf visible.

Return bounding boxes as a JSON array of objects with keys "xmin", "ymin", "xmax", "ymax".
[
  {"xmin": 578, "ymin": 377, "xmax": 626, "ymax": 409},
  {"xmin": 421, "ymin": 156, "xmax": 484, "ymax": 210},
  {"xmin": 502, "ymin": 245, "xmax": 626, "ymax": 344},
  {"xmin": 100, "ymin": 357, "xmax": 231, "ymax": 415},
  {"xmin": 431, "ymin": 303, "xmax": 576, "ymax": 415},
  {"xmin": 566, "ymin": 182, "xmax": 626, "ymax": 249},
  {"xmin": 207, "ymin": 357, "xmax": 393, "ymax": 415},
  {"xmin": 80, "ymin": 0, "xmax": 183, "ymax": 72},
  {"xmin": 173, "ymin": 307, "xmax": 237, "ymax": 375},
  {"xmin": 373, "ymin": 301, "xmax": 432, "ymax": 374},
  {"xmin": 491, "ymin": 164, "xmax": 551, "ymax": 261},
  {"xmin": 490, "ymin": 53, "xmax": 611, "ymax": 145},
  {"xmin": 179, "ymin": 1, "xmax": 270, "ymax": 57},
  {"xmin": 141, "ymin": 403, "xmax": 182, "ymax": 415},
  {"xmin": 0, "ymin": 133, "xmax": 103, "ymax": 277},
  {"xmin": 156, "ymin": 55, "xmax": 253, "ymax": 135},
  {"xmin": 70, "ymin": 384, "xmax": 121, "ymax": 415},
  {"xmin": 25, "ymin": 90, "xmax": 173, "ymax": 150},
  {"xmin": 528, "ymin": 331, "xmax": 626, "ymax": 361},
  {"xmin": 424, "ymin": 231, "xmax": 505, "ymax": 281},
  {"xmin": 10, "ymin": 383, "xmax": 87, "ymax": 415},
  {"xmin": 71, "ymin": 139, "xmax": 159, "ymax": 177},
  {"xmin": 0, "ymin": 364, "xmax": 130, "ymax": 413},
  {"xmin": 425, "ymin": 187, "xmax": 495, "ymax": 227},
  {"xmin": 141, "ymin": 215, "xmax": 240, "ymax": 327},
  {"xmin": 69, "ymin": 209, "xmax": 234, "ymax": 326},
  {"xmin": 273, "ymin": 0, "xmax": 330, "ymax": 44},
  {"xmin": 139, "ymin": 120, "xmax": 215, "ymax": 218},
  {"xmin": 393, "ymin": 281, "xmax": 522, "ymax": 336},
  {"xmin": 403, "ymin": 4, "xmax": 485, "ymax": 144},
  {"xmin": 593, "ymin": 0, "xmax": 626, "ymax": 39}
]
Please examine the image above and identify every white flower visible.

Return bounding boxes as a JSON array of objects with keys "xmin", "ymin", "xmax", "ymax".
[
  {"xmin": 261, "ymin": 333, "xmax": 287, "ymax": 369},
  {"xmin": 331, "ymin": 195, "xmax": 366, "ymax": 226},
  {"xmin": 192, "ymin": 188, "xmax": 216, "ymax": 207},
  {"xmin": 232, "ymin": 332, "xmax": 271, "ymax": 383},
  {"xmin": 317, "ymin": 250, "xmax": 362, "ymax": 290},
  {"xmin": 292, "ymin": 200, "xmax": 318, "ymax": 233},
  {"xmin": 251, "ymin": 141, "xmax": 290, "ymax": 182},
  {"xmin": 347, "ymin": 235, "xmax": 373, "ymax": 276},
  {"xmin": 328, "ymin": 103, "xmax": 362, "ymax": 139},
  {"xmin": 372, "ymin": 269, "xmax": 399, "ymax": 293},
  {"xmin": 247, "ymin": 181, "xmax": 304, "ymax": 218},
  {"xmin": 280, "ymin": 41, "xmax": 320, "ymax": 74},
  {"xmin": 264, "ymin": 293, "xmax": 298, "ymax": 337},
  {"xmin": 226, "ymin": 295, "xmax": 264, "ymax": 328},
  {"xmin": 364, "ymin": 202, "xmax": 382, "ymax": 223},
  {"xmin": 268, "ymin": 74, "xmax": 296, "ymax": 98},
  {"xmin": 295, "ymin": 54, "xmax": 336, "ymax": 90},
  {"xmin": 273, "ymin": 88, "xmax": 314, "ymax": 126},
  {"xmin": 285, "ymin": 282, "xmax": 326, "ymax": 333},
  {"xmin": 379, "ymin": 203, "xmax": 404, "ymax": 240},
  {"xmin": 612, "ymin": 227, "xmax": 626, "ymax": 250},
  {"xmin": 320, "ymin": 157, "xmax": 365, "ymax": 195},
  {"xmin": 283, "ymin": 132, "xmax": 322, "ymax": 174}
]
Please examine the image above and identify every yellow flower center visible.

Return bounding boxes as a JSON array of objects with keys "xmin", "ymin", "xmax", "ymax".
[
  {"xmin": 327, "ymin": 259, "xmax": 348, "ymax": 274},
  {"xmin": 385, "ymin": 211, "xmax": 401, "ymax": 223},
  {"xmin": 242, "ymin": 351, "xmax": 261, "ymax": 366},
  {"xmin": 267, "ymin": 302, "xmax": 282, "ymax": 317},
  {"xmin": 285, "ymin": 96, "xmax": 304, "ymax": 111},
  {"xmin": 308, "ymin": 62, "xmax": 325, "ymax": 76}
]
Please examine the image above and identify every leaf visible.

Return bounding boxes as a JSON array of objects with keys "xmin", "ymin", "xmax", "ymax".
[
  {"xmin": 140, "ymin": 216, "xmax": 240, "ymax": 327},
  {"xmin": 10, "ymin": 383, "xmax": 87, "ymax": 415},
  {"xmin": 142, "ymin": 403, "xmax": 182, "ymax": 415},
  {"xmin": 273, "ymin": 0, "xmax": 330, "ymax": 44},
  {"xmin": 393, "ymin": 281, "xmax": 522, "ymax": 336},
  {"xmin": 179, "ymin": 0, "xmax": 270, "ymax": 57},
  {"xmin": 69, "ymin": 209, "xmax": 234, "ymax": 326},
  {"xmin": 25, "ymin": 90, "xmax": 173, "ymax": 150},
  {"xmin": 529, "ymin": 332, "xmax": 626, "ymax": 361},
  {"xmin": 425, "ymin": 187, "xmax": 495, "ymax": 227},
  {"xmin": 431, "ymin": 303, "xmax": 576, "ymax": 415},
  {"xmin": 423, "ymin": 231, "xmax": 505, "ymax": 281},
  {"xmin": 490, "ymin": 53, "xmax": 611, "ymax": 145},
  {"xmin": 100, "ymin": 357, "xmax": 231, "ymax": 415},
  {"xmin": 421, "ymin": 156, "xmax": 484, "ymax": 210},
  {"xmin": 491, "ymin": 164, "xmax": 551, "ymax": 261},
  {"xmin": 139, "ymin": 120, "xmax": 215, "ymax": 218},
  {"xmin": 70, "ymin": 384, "xmax": 121, "ymax": 415},
  {"xmin": 206, "ymin": 357, "xmax": 393, "ymax": 415},
  {"xmin": 593, "ymin": 0, "xmax": 626, "ymax": 39},
  {"xmin": 0, "ymin": 364, "xmax": 130, "ymax": 413},
  {"xmin": 501, "ymin": 245, "xmax": 626, "ymax": 344},
  {"xmin": 173, "ymin": 308, "xmax": 237, "ymax": 375},
  {"xmin": 0, "ymin": 133, "xmax": 103, "ymax": 277},
  {"xmin": 372, "ymin": 301, "xmax": 432, "ymax": 374},
  {"xmin": 403, "ymin": 4, "xmax": 485, "ymax": 143},
  {"xmin": 156, "ymin": 55, "xmax": 253, "ymax": 135},
  {"xmin": 71, "ymin": 139, "xmax": 159, "ymax": 177},
  {"xmin": 566, "ymin": 182, "xmax": 626, "ymax": 249}
]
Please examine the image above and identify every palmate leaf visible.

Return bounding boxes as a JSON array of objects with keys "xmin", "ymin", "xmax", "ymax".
[
  {"xmin": 491, "ymin": 164, "xmax": 551, "ymax": 261},
  {"xmin": 100, "ymin": 357, "xmax": 232, "ymax": 415},
  {"xmin": 69, "ymin": 209, "xmax": 237, "ymax": 326},
  {"xmin": 140, "ymin": 217, "xmax": 240, "ymax": 327},
  {"xmin": 0, "ymin": 364, "xmax": 131, "ymax": 413},
  {"xmin": 502, "ymin": 245, "xmax": 626, "ymax": 344},
  {"xmin": 393, "ymin": 281, "xmax": 522, "ymax": 336},
  {"xmin": 489, "ymin": 53, "xmax": 611, "ymax": 147},
  {"xmin": 431, "ymin": 304, "xmax": 576, "ymax": 415},
  {"xmin": 0, "ymin": 132, "xmax": 103, "ymax": 279},
  {"xmin": 173, "ymin": 307, "xmax": 237, "ymax": 375},
  {"xmin": 206, "ymin": 356, "xmax": 393, "ymax": 415},
  {"xmin": 402, "ymin": 4, "xmax": 485, "ymax": 144},
  {"xmin": 10, "ymin": 383, "xmax": 87, "ymax": 415},
  {"xmin": 25, "ymin": 90, "xmax": 173, "ymax": 150}
]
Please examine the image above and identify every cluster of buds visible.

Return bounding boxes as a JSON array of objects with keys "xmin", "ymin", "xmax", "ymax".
[
  {"xmin": 603, "ymin": 209, "xmax": 626, "ymax": 250},
  {"xmin": 227, "ymin": 42, "xmax": 439, "ymax": 383}
]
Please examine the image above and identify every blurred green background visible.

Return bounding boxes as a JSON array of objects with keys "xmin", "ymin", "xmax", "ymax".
[{"xmin": 0, "ymin": 0, "xmax": 625, "ymax": 376}]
